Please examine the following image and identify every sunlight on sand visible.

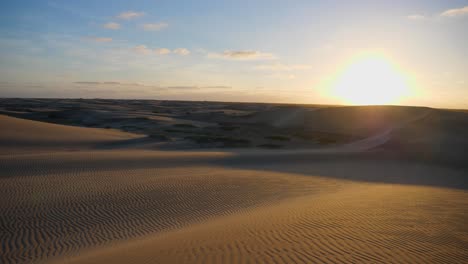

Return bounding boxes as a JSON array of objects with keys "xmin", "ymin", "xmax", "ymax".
[
  {"xmin": 1, "ymin": 101, "xmax": 468, "ymax": 264},
  {"xmin": 330, "ymin": 52, "xmax": 415, "ymax": 105}
]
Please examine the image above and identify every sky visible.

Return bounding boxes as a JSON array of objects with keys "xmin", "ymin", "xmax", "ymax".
[{"xmin": 0, "ymin": 0, "xmax": 467, "ymax": 108}]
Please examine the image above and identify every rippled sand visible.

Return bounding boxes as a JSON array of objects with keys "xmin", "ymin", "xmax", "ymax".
[{"xmin": 1, "ymin": 114, "xmax": 467, "ymax": 264}]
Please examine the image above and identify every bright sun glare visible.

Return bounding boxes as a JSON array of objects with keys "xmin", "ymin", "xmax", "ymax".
[{"xmin": 331, "ymin": 53, "xmax": 412, "ymax": 105}]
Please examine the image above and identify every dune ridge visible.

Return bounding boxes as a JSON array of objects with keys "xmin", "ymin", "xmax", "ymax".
[
  {"xmin": 0, "ymin": 105, "xmax": 467, "ymax": 264},
  {"xmin": 0, "ymin": 115, "xmax": 141, "ymax": 155}
]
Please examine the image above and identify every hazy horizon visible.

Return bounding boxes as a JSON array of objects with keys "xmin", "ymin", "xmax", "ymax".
[{"xmin": 1, "ymin": 1, "xmax": 467, "ymax": 109}]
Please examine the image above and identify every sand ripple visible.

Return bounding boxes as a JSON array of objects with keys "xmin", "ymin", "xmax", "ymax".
[
  {"xmin": 0, "ymin": 152, "xmax": 339, "ymax": 263},
  {"xmin": 67, "ymin": 183, "xmax": 468, "ymax": 264}
]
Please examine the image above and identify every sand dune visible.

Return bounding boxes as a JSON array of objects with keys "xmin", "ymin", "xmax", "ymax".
[
  {"xmin": 0, "ymin": 147, "xmax": 343, "ymax": 263},
  {"xmin": 3, "ymin": 149, "xmax": 466, "ymax": 264},
  {"xmin": 1, "ymin": 103, "xmax": 467, "ymax": 264},
  {"xmin": 383, "ymin": 108, "xmax": 468, "ymax": 167},
  {"xmin": 67, "ymin": 182, "xmax": 468, "ymax": 264},
  {"xmin": 245, "ymin": 105, "xmax": 430, "ymax": 136},
  {"xmin": 0, "ymin": 115, "xmax": 141, "ymax": 155}
]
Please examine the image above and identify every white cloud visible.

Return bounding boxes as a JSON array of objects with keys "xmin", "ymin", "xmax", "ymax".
[
  {"xmin": 88, "ymin": 37, "xmax": 112, "ymax": 43},
  {"xmin": 103, "ymin": 22, "xmax": 120, "ymax": 30},
  {"xmin": 440, "ymin": 6, "xmax": 468, "ymax": 17},
  {"xmin": 117, "ymin": 11, "xmax": 145, "ymax": 20},
  {"xmin": 173, "ymin": 48, "xmax": 190, "ymax": 56},
  {"xmin": 155, "ymin": 48, "xmax": 171, "ymax": 55},
  {"xmin": 133, "ymin": 45, "xmax": 152, "ymax": 54},
  {"xmin": 407, "ymin": 14, "xmax": 426, "ymax": 21},
  {"xmin": 141, "ymin": 23, "xmax": 169, "ymax": 31},
  {"xmin": 133, "ymin": 46, "xmax": 188, "ymax": 56},
  {"xmin": 254, "ymin": 63, "xmax": 312, "ymax": 71},
  {"xmin": 407, "ymin": 6, "xmax": 468, "ymax": 21},
  {"xmin": 208, "ymin": 50, "xmax": 276, "ymax": 61}
]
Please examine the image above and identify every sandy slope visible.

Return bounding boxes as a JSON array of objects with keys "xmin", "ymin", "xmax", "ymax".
[
  {"xmin": 67, "ymin": 182, "xmax": 468, "ymax": 264},
  {"xmin": 1, "ymin": 114, "xmax": 467, "ymax": 264},
  {"xmin": 0, "ymin": 115, "xmax": 141, "ymax": 155}
]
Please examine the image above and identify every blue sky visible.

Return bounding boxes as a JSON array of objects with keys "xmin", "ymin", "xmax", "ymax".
[{"xmin": 1, "ymin": 0, "xmax": 467, "ymax": 108}]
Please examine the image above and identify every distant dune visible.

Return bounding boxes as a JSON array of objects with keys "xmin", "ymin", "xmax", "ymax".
[{"xmin": 0, "ymin": 99, "xmax": 467, "ymax": 263}]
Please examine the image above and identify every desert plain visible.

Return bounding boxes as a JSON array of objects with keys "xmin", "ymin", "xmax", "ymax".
[{"xmin": 0, "ymin": 98, "xmax": 467, "ymax": 263}]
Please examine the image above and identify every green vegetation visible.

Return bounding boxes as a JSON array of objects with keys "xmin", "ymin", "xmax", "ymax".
[
  {"xmin": 257, "ymin": 143, "xmax": 283, "ymax": 149},
  {"xmin": 317, "ymin": 137, "xmax": 338, "ymax": 144},
  {"xmin": 294, "ymin": 131, "xmax": 354, "ymax": 145},
  {"xmin": 164, "ymin": 128, "xmax": 184, "ymax": 133},
  {"xmin": 185, "ymin": 135, "xmax": 251, "ymax": 147},
  {"xmin": 149, "ymin": 134, "xmax": 170, "ymax": 140},
  {"xmin": 219, "ymin": 125, "xmax": 239, "ymax": 131},
  {"xmin": 265, "ymin": 135, "xmax": 291, "ymax": 141},
  {"xmin": 122, "ymin": 125, "xmax": 139, "ymax": 130},
  {"xmin": 48, "ymin": 113, "xmax": 60, "ymax": 119},
  {"xmin": 173, "ymin": 123, "xmax": 197, "ymax": 128}
]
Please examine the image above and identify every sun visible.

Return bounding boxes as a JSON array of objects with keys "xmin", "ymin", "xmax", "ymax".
[{"xmin": 330, "ymin": 52, "xmax": 412, "ymax": 105}]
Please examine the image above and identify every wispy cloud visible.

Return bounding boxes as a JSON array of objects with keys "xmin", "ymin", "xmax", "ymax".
[
  {"xmin": 167, "ymin": 86, "xmax": 200, "ymax": 90},
  {"xmin": 74, "ymin": 81, "xmax": 108, "ymax": 85},
  {"xmin": 72, "ymin": 82, "xmax": 232, "ymax": 90},
  {"xmin": 133, "ymin": 45, "xmax": 152, "ymax": 54},
  {"xmin": 73, "ymin": 81, "xmax": 152, "ymax": 87},
  {"xmin": 117, "ymin": 11, "xmax": 145, "ymax": 20},
  {"xmin": 155, "ymin": 48, "xmax": 171, "ymax": 55},
  {"xmin": 407, "ymin": 14, "xmax": 426, "ymax": 21},
  {"xmin": 87, "ymin": 37, "xmax": 113, "ymax": 43},
  {"xmin": 167, "ymin": 85, "xmax": 232, "ymax": 90},
  {"xmin": 133, "ymin": 46, "xmax": 189, "ymax": 56},
  {"xmin": 141, "ymin": 23, "xmax": 169, "ymax": 31},
  {"xmin": 440, "ymin": 6, "xmax": 468, "ymax": 17},
  {"xmin": 254, "ymin": 63, "xmax": 312, "ymax": 71},
  {"xmin": 103, "ymin": 22, "xmax": 120, "ymax": 30},
  {"xmin": 408, "ymin": 6, "xmax": 468, "ymax": 21},
  {"xmin": 203, "ymin": 86, "xmax": 232, "ymax": 89},
  {"xmin": 208, "ymin": 50, "xmax": 276, "ymax": 61},
  {"xmin": 173, "ymin": 48, "xmax": 190, "ymax": 56}
]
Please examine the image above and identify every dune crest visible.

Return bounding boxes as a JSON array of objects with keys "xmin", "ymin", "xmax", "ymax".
[
  {"xmin": 0, "ymin": 101, "xmax": 467, "ymax": 264},
  {"xmin": 0, "ymin": 115, "xmax": 141, "ymax": 155}
]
